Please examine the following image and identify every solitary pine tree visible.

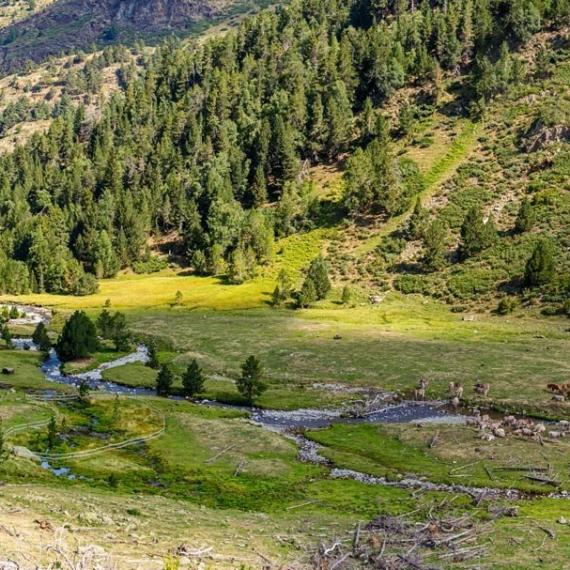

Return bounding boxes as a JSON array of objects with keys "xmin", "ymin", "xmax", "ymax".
[
  {"xmin": 182, "ymin": 359, "xmax": 205, "ymax": 397},
  {"xmin": 156, "ymin": 364, "xmax": 174, "ymax": 397},
  {"xmin": 147, "ymin": 341, "xmax": 160, "ymax": 369},
  {"xmin": 47, "ymin": 416, "xmax": 57, "ymax": 449},
  {"xmin": 515, "ymin": 199, "xmax": 535, "ymax": 233},
  {"xmin": 298, "ymin": 277, "xmax": 317, "ymax": 308},
  {"xmin": 407, "ymin": 198, "xmax": 429, "ymax": 240},
  {"xmin": 422, "ymin": 220, "xmax": 447, "ymax": 271},
  {"xmin": 460, "ymin": 207, "xmax": 496, "ymax": 259},
  {"xmin": 236, "ymin": 356, "xmax": 266, "ymax": 404},
  {"xmin": 56, "ymin": 311, "xmax": 98, "ymax": 361},
  {"xmin": 306, "ymin": 256, "xmax": 331, "ymax": 300},
  {"xmin": 524, "ymin": 240, "xmax": 555, "ymax": 287},
  {"xmin": 32, "ymin": 322, "xmax": 51, "ymax": 352}
]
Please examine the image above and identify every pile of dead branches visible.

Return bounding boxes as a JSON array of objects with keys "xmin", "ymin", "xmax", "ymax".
[{"xmin": 311, "ymin": 511, "xmax": 489, "ymax": 569}]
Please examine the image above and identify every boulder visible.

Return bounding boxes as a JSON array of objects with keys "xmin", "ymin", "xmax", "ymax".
[{"xmin": 11, "ymin": 445, "xmax": 41, "ymax": 463}]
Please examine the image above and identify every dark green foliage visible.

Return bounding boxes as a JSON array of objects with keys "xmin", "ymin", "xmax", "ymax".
[
  {"xmin": 98, "ymin": 310, "xmax": 130, "ymax": 351},
  {"xmin": 32, "ymin": 322, "xmax": 51, "ymax": 352},
  {"xmin": 515, "ymin": 199, "xmax": 535, "ymax": 233},
  {"xmin": 306, "ymin": 256, "xmax": 331, "ymax": 300},
  {"xmin": 1, "ymin": 325, "xmax": 12, "ymax": 347},
  {"xmin": 407, "ymin": 198, "xmax": 429, "ymax": 240},
  {"xmin": 0, "ymin": 0, "xmax": 552, "ymax": 295},
  {"xmin": 524, "ymin": 239, "xmax": 555, "ymax": 287},
  {"xmin": 97, "ymin": 309, "xmax": 113, "ymax": 338},
  {"xmin": 497, "ymin": 297, "xmax": 517, "ymax": 315},
  {"xmin": 146, "ymin": 341, "xmax": 160, "ymax": 369},
  {"xmin": 459, "ymin": 207, "xmax": 497, "ymax": 259},
  {"xmin": 56, "ymin": 311, "xmax": 98, "ymax": 361},
  {"xmin": 47, "ymin": 416, "xmax": 57, "ymax": 449},
  {"xmin": 422, "ymin": 220, "xmax": 448, "ymax": 272},
  {"xmin": 341, "ymin": 285, "xmax": 352, "ymax": 305},
  {"xmin": 182, "ymin": 359, "xmax": 205, "ymax": 398},
  {"xmin": 236, "ymin": 355, "xmax": 266, "ymax": 405},
  {"xmin": 344, "ymin": 141, "xmax": 424, "ymax": 216},
  {"xmin": 156, "ymin": 364, "xmax": 174, "ymax": 397},
  {"xmin": 78, "ymin": 381, "xmax": 91, "ymax": 404},
  {"xmin": 298, "ymin": 277, "xmax": 318, "ymax": 308}
]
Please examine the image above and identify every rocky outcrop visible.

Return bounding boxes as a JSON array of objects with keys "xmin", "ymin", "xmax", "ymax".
[
  {"xmin": 0, "ymin": 0, "xmax": 230, "ymax": 72},
  {"xmin": 524, "ymin": 119, "xmax": 570, "ymax": 152}
]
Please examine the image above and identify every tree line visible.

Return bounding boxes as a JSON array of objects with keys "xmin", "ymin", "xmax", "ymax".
[{"xmin": 0, "ymin": 0, "xmax": 563, "ymax": 295}]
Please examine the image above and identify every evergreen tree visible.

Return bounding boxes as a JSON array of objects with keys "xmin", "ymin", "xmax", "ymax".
[
  {"xmin": 524, "ymin": 239, "xmax": 555, "ymax": 287},
  {"xmin": 422, "ymin": 219, "xmax": 447, "ymax": 271},
  {"xmin": 147, "ymin": 341, "xmax": 160, "ymax": 369},
  {"xmin": 32, "ymin": 321, "xmax": 51, "ymax": 352},
  {"xmin": 298, "ymin": 277, "xmax": 317, "ymax": 308},
  {"xmin": 306, "ymin": 256, "xmax": 331, "ymax": 300},
  {"xmin": 407, "ymin": 198, "xmax": 429, "ymax": 240},
  {"xmin": 182, "ymin": 359, "xmax": 205, "ymax": 397},
  {"xmin": 341, "ymin": 285, "xmax": 352, "ymax": 305},
  {"xmin": 1, "ymin": 325, "xmax": 12, "ymax": 347},
  {"xmin": 236, "ymin": 355, "xmax": 266, "ymax": 404},
  {"xmin": 460, "ymin": 207, "xmax": 497, "ymax": 259},
  {"xmin": 156, "ymin": 364, "xmax": 174, "ymax": 397},
  {"xmin": 78, "ymin": 381, "xmax": 90, "ymax": 404},
  {"xmin": 47, "ymin": 416, "xmax": 57, "ymax": 449},
  {"xmin": 56, "ymin": 311, "xmax": 98, "ymax": 361},
  {"xmin": 515, "ymin": 199, "xmax": 535, "ymax": 233},
  {"xmin": 97, "ymin": 309, "xmax": 113, "ymax": 338},
  {"xmin": 109, "ymin": 312, "xmax": 130, "ymax": 351}
]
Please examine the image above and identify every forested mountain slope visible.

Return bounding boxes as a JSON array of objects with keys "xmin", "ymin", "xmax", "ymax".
[
  {"xmin": 0, "ymin": 0, "xmax": 271, "ymax": 72},
  {"xmin": 0, "ymin": 0, "xmax": 568, "ymax": 314}
]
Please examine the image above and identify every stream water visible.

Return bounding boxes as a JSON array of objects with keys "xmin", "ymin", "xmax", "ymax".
[{"xmin": 10, "ymin": 304, "xmax": 569, "ymax": 500}]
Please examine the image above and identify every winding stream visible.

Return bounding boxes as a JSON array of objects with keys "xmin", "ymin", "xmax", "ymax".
[{"xmin": 8, "ymin": 304, "xmax": 570, "ymax": 500}]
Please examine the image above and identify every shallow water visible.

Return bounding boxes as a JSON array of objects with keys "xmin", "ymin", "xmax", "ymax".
[{"xmin": 10, "ymin": 303, "xmax": 464, "ymax": 428}]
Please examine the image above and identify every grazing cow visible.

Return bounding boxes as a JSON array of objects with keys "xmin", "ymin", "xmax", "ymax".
[
  {"xmin": 474, "ymin": 383, "xmax": 491, "ymax": 397},
  {"xmin": 449, "ymin": 382, "xmax": 463, "ymax": 398}
]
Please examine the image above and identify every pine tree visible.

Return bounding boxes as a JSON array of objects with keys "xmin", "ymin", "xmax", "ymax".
[
  {"xmin": 515, "ymin": 199, "xmax": 535, "ymax": 233},
  {"xmin": 147, "ymin": 341, "xmax": 160, "ymax": 369},
  {"xmin": 422, "ymin": 220, "xmax": 447, "ymax": 271},
  {"xmin": 298, "ymin": 277, "xmax": 317, "ymax": 308},
  {"xmin": 407, "ymin": 198, "xmax": 429, "ymax": 240},
  {"xmin": 56, "ymin": 311, "xmax": 98, "ymax": 361},
  {"xmin": 524, "ymin": 240, "xmax": 555, "ymax": 288},
  {"xmin": 460, "ymin": 207, "xmax": 496, "ymax": 259},
  {"xmin": 78, "ymin": 381, "xmax": 90, "ymax": 404},
  {"xmin": 47, "ymin": 416, "xmax": 58, "ymax": 449},
  {"xmin": 306, "ymin": 256, "xmax": 331, "ymax": 300},
  {"xmin": 1, "ymin": 325, "xmax": 12, "ymax": 347},
  {"xmin": 236, "ymin": 355, "xmax": 266, "ymax": 404},
  {"xmin": 182, "ymin": 359, "xmax": 205, "ymax": 397},
  {"xmin": 97, "ymin": 309, "xmax": 113, "ymax": 338},
  {"xmin": 32, "ymin": 322, "xmax": 51, "ymax": 352},
  {"xmin": 156, "ymin": 364, "xmax": 174, "ymax": 397}
]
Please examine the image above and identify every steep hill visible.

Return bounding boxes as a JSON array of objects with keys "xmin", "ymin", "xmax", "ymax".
[{"xmin": 0, "ymin": 0, "xmax": 270, "ymax": 71}]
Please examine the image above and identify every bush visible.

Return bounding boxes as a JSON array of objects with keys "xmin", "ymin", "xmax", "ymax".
[
  {"xmin": 394, "ymin": 275, "xmax": 428, "ymax": 295},
  {"xmin": 497, "ymin": 297, "xmax": 517, "ymax": 315},
  {"xmin": 132, "ymin": 258, "xmax": 168, "ymax": 274}
]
